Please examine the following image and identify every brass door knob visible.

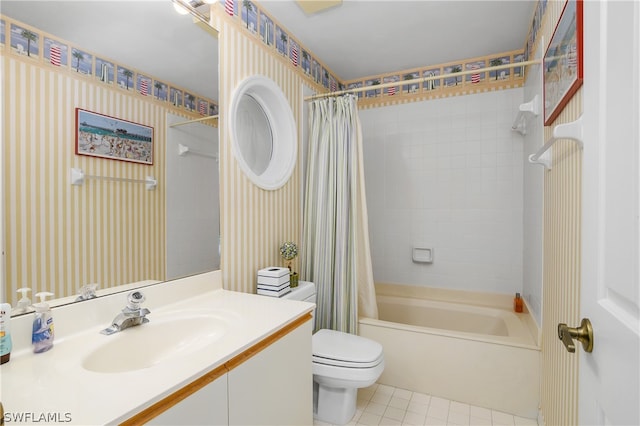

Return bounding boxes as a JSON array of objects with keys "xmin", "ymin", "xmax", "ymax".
[{"xmin": 558, "ymin": 318, "xmax": 594, "ymax": 353}]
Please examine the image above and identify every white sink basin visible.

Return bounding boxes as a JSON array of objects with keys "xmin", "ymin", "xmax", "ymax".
[{"xmin": 83, "ymin": 311, "xmax": 231, "ymax": 373}]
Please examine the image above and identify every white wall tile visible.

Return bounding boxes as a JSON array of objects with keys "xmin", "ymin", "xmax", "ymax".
[{"xmin": 361, "ymin": 88, "xmax": 524, "ymax": 295}]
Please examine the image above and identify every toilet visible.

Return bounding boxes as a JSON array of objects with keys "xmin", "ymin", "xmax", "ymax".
[{"xmin": 282, "ymin": 281, "xmax": 384, "ymax": 425}]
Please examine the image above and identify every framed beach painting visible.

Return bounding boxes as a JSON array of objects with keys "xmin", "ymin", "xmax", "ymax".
[
  {"xmin": 543, "ymin": 0, "xmax": 583, "ymax": 125},
  {"xmin": 75, "ymin": 109, "xmax": 154, "ymax": 165}
]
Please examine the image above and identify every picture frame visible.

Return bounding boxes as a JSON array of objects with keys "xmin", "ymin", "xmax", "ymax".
[
  {"xmin": 543, "ymin": 0, "xmax": 583, "ymax": 125},
  {"xmin": 75, "ymin": 108, "xmax": 154, "ymax": 165}
]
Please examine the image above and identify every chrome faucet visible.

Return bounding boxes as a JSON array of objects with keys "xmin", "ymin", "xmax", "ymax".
[
  {"xmin": 100, "ymin": 291, "xmax": 151, "ymax": 335},
  {"xmin": 75, "ymin": 283, "xmax": 98, "ymax": 302}
]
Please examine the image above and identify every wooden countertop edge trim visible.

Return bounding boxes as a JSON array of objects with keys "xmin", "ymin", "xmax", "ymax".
[
  {"xmin": 120, "ymin": 312, "xmax": 312, "ymax": 425},
  {"xmin": 224, "ymin": 312, "xmax": 312, "ymax": 371}
]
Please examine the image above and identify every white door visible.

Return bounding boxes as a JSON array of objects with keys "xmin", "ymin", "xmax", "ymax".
[{"xmin": 580, "ymin": 1, "xmax": 640, "ymax": 425}]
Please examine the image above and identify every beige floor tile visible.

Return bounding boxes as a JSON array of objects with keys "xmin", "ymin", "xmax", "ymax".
[
  {"xmin": 355, "ymin": 383, "xmax": 530, "ymax": 426},
  {"xmin": 389, "ymin": 396, "xmax": 411, "ymax": 410},
  {"xmin": 366, "ymin": 401, "xmax": 389, "ymax": 416},
  {"xmin": 447, "ymin": 410, "xmax": 469, "ymax": 425},
  {"xmin": 410, "ymin": 392, "xmax": 432, "ymax": 406},
  {"xmin": 449, "ymin": 401, "xmax": 470, "ymax": 415},
  {"xmin": 425, "ymin": 416, "xmax": 448, "ymax": 426},
  {"xmin": 393, "ymin": 388, "xmax": 414, "ymax": 400},
  {"xmin": 380, "ymin": 417, "xmax": 403, "ymax": 426},
  {"xmin": 513, "ymin": 416, "xmax": 538, "ymax": 425},
  {"xmin": 359, "ymin": 411, "xmax": 383, "ymax": 426},
  {"xmin": 384, "ymin": 406, "xmax": 407, "ymax": 422},
  {"xmin": 427, "ymin": 405, "xmax": 449, "ymax": 421},
  {"xmin": 403, "ymin": 411, "xmax": 427, "ymax": 426},
  {"xmin": 491, "ymin": 410, "xmax": 515, "ymax": 426},
  {"xmin": 371, "ymin": 392, "xmax": 393, "ymax": 406},
  {"xmin": 407, "ymin": 401, "xmax": 429, "ymax": 416},
  {"xmin": 469, "ymin": 406, "xmax": 492, "ymax": 420},
  {"xmin": 469, "ymin": 416, "xmax": 492, "ymax": 426},
  {"xmin": 430, "ymin": 397, "xmax": 451, "ymax": 410},
  {"xmin": 376, "ymin": 384, "xmax": 397, "ymax": 395}
]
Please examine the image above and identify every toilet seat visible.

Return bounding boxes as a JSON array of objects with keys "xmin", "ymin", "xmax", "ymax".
[{"xmin": 312, "ymin": 329, "xmax": 384, "ymax": 368}]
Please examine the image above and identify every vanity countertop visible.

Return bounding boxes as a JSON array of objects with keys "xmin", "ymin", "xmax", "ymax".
[{"xmin": 0, "ymin": 271, "xmax": 314, "ymax": 425}]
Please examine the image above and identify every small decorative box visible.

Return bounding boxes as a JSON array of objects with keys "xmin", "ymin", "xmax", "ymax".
[{"xmin": 257, "ymin": 267, "xmax": 291, "ymax": 286}]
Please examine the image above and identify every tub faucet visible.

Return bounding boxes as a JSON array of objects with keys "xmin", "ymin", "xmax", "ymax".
[{"xmin": 100, "ymin": 291, "xmax": 151, "ymax": 335}]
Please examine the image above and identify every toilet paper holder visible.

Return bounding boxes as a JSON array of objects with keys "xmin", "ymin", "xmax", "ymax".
[{"xmin": 412, "ymin": 247, "xmax": 434, "ymax": 264}]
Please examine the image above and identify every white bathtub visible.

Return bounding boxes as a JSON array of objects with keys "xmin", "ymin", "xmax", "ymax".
[{"xmin": 358, "ymin": 287, "xmax": 540, "ymax": 418}]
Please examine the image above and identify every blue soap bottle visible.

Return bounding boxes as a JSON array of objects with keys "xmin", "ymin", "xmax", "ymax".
[{"xmin": 32, "ymin": 292, "xmax": 55, "ymax": 353}]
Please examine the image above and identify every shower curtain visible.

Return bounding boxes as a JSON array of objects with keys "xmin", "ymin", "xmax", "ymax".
[{"xmin": 301, "ymin": 95, "xmax": 378, "ymax": 334}]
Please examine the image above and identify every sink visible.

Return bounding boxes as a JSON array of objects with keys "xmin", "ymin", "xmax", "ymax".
[{"xmin": 83, "ymin": 312, "xmax": 231, "ymax": 373}]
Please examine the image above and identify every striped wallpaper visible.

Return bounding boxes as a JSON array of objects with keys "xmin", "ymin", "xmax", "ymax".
[
  {"xmin": 4, "ymin": 8, "xmax": 586, "ymax": 423},
  {"xmin": 211, "ymin": 8, "xmax": 303, "ymax": 293},
  {"xmin": 540, "ymin": 90, "xmax": 582, "ymax": 426},
  {"xmin": 537, "ymin": 1, "xmax": 583, "ymax": 425},
  {"xmin": 2, "ymin": 52, "xmax": 201, "ymax": 306}
]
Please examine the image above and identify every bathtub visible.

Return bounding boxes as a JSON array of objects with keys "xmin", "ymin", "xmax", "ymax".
[{"xmin": 358, "ymin": 286, "xmax": 540, "ymax": 418}]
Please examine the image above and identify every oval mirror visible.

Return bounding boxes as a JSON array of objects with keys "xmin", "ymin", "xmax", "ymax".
[{"xmin": 229, "ymin": 75, "xmax": 296, "ymax": 190}]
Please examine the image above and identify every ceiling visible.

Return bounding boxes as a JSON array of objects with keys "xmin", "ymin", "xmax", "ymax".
[
  {"xmin": 259, "ymin": 0, "xmax": 536, "ymax": 81},
  {"xmin": 0, "ymin": 1, "xmax": 219, "ymax": 100},
  {"xmin": 1, "ymin": 1, "xmax": 536, "ymax": 101}
]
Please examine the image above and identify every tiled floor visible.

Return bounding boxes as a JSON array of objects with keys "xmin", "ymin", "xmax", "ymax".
[{"xmin": 313, "ymin": 383, "xmax": 538, "ymax": 426}]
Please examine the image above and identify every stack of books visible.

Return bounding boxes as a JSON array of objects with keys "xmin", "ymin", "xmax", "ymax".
[{"xmin": 257, "ymin": 267, "xmax": 291, "ymax": 297}]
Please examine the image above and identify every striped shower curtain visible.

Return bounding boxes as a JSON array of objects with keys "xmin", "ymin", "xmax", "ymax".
[{"xmin": 301, "ymin": 95, "xmax": 378, "ymax": 334}]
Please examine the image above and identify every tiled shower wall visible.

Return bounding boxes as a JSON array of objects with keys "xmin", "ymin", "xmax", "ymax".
[{"xmin": 360, "ymin": 88, "xmax": 524, "ymax": 295}]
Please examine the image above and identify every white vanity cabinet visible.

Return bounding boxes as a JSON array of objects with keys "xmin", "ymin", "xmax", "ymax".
[
  {"xmin": 124, "ymin": 314, "xmax": 312, "ymax": 426},
  {"xmin": 148, "ymin": 373, "xmax": 228, "ymax": 425},
  {"xmin": 228, "ymin": 318, "xmax": 312, "ymax": 425}
]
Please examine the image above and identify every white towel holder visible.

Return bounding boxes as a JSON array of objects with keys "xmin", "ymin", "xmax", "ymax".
[
  {"xmin": 178, "ymin": 143, "xmax": 218, "ymax": 160},
  {"xmin": 529, "ymin": 115, "xmax": 583, "ymax": 170},
  {"xmin": 70, "ymin": 167, "xmax": 157, "ymax": 190},
  {"xmin": 512, "ymin": 94, "xmax": 540, "ymax": 136}
]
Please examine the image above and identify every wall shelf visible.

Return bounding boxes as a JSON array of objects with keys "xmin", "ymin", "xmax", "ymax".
[
  {"xmin": 512, "ymin": 94, "xmax": 540, "ymax": 135},
  {"xmin": 169, "ymin": 114, "xmax": 218, "ymax": 128},
  {"xmin": 528, "ymin": 115, "xmax": 583, "ymax": 170},
  {"xmin": 178, "ymin": 143, "xmax": 218, "ymax": 160},
  {"xmin": 70, "ymin": 168, "xmax": 157, "ymax": 190}
]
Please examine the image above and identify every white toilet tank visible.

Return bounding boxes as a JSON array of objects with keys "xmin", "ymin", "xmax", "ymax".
[{"xmin": 282, "ymin": 280, "xmax": 316, "ymax": 304}]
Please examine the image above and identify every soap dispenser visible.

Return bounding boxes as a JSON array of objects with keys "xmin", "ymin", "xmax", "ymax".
[
  {"xmin": 0, "ymin": 301, "xmax": 12, "ymax": 364},
  {"xmin": 32, "ymin": 292, "xmax": 55, "ymax": 353},
  {"xmin": 12, "ymin": 287, "xmax": 32, "ymax": 314}
]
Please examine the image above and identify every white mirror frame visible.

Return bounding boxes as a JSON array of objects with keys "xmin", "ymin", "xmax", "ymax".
[{"xmin": 229, "ymin": 75, "xmax": 297, "ymax": 190}]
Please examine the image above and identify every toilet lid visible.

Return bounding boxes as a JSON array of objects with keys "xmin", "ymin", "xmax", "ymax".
[{"xmin": 312, "ymin": 329, "xmax": 384, "ymax": 368}]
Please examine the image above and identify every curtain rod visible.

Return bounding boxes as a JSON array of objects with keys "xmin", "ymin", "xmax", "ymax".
[
  {"xmin": 169, "ymin": 115, "xmax": 219, "ymax": 128},
  {"xmin": 304, "ymin": 59, "xmax": 542, "ymax": 101}
]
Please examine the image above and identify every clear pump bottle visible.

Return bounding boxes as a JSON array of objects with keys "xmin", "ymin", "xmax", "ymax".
[
  {"xmin": 32, "ymin": 292, "xmax": 55, "ymax": 353},
  {"xmin": 13, "ymin": 287, "xmax": 32, "ymax": 314}
]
